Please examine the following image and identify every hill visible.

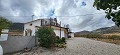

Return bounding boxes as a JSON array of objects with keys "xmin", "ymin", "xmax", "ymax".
[
  {"xmin": 75, "ymin": 25, "xmax": 120, "ymax": 36},
  {"xmin": 92, "ymin": 25, "xmax": 120, "ymax": 34}
]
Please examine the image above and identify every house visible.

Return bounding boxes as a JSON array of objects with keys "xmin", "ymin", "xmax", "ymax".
[
  {"xmin": 24, "ymin": 18, "xmax": 73, "ymax": 38},
  {"xmin": 69, "ymin": 32, "xmax": 74, "ymax": 38}
]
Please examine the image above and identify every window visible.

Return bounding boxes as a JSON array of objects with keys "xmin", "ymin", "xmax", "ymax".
[
  {"xmin": 25, "ymin": 29, "xmax": 32, "ymax": 36},
  {"xmin": 30, "ymin": 23, "xmax": 32, "ymax": 26},
  {"xmin": 45, "ymin": 21, "xmax": 47, "ymax": 24}
]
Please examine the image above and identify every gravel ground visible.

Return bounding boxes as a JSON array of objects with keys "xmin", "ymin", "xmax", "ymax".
[{"xmin": 14, "ymin": 37, "xmax": 120, "ymax": 55}]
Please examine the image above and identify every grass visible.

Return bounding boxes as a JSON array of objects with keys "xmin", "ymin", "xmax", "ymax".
[
  {"xmin": 77, "ymin": 33, "xmax": 120, "ymax": 40},
  {"xmin": 76, "ymin": 33, "xmax": 120, "ymax": 45},
  {"xmin": 79, "ymin": 33, "xmax": 103, "ymax": 38},
  {"xmin": 92, "ymin": 38, "xmax": 120, "ymax": 45}
]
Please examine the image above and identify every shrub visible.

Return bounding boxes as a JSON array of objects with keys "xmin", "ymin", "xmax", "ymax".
[
  {"xmin": 36, "ymin": 27, "xmax": 55, "ymax": 48},
  {"xmin": 61, "ymin": 37, "xmax": 66, "ymax": 43},
  {"xmin": 55, "ymin": 37, "xmax": 66, "ymax": 44},
  {"xmin": 80, "ymin": 33, "xmax": 120, "ymax": 40},
  {"xmin": 80, "ymin": 33, "xmax": 102, "ymax": 38},
  {"xmin": 55, "ymin": 36, "xmax": 61, "ymax": 43},
  {"xmin": 55, "ymin": 37, "xmax": 67, "ymax": 48},
  {"xmin": 107, "ymin": 35, "xmax": 120, "ymax": 40}
]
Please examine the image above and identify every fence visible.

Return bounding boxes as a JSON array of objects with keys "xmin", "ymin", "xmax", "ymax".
[{"xmin": 0, "ymin": 36, "xmax": 36, "ymax": 54}]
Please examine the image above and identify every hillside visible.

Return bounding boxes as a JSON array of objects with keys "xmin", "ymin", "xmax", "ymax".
[
  {"xmin": 9, "ymin": 23, "xmax": 24, "ymax": 32},
  {"xmin": 92, "ymin": 25, "xmax": 120, "ymax": 34},
  {"xmin": 75, "ymin": 25, "xmax": 120, "ymax": 36},
  {"xmin": 75, "ymin": 30, "xmax": 91, "ymax": 34}
]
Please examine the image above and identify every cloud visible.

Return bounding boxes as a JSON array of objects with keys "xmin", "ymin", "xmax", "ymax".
[
  {"xmin": 55, "ymin": 0, "xmax": 115, "ymax": 32},
  {"xmin": 0, "ymin": 0, "xmax": 37, "ymax": 22},
  {"xmin": 0, "ymin": 0, "xmax": 115, "ymax": 32}
]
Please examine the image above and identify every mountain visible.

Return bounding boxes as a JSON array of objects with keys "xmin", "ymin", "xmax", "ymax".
[
  {"xmin": 75, "ymin": 30, "xmax": 91, "ymax": 35},
  {"xmin": 75, "ymin": 25, "xmax": 120, "ymax": 36},
  {"xmin": 9, "ymin": 23, "xmax": 24, "ymax": 32},
  {"xmin": 92, "ymin": 25, "xmax": 120, "ymax": 34}
]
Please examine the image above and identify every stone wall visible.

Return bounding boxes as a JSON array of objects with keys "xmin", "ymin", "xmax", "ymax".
[{"xmin": 0, "ymin": 36, "xmax": 36, "ymax": 54}]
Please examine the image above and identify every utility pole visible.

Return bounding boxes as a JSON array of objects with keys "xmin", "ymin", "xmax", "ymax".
[
  {"xmin": 60, "ymin": 21, "xmax": 61, "ymax": 38},
  {"xmin": 31, "ymin": 15, "xmax": 36, "ymax": 46},
  {"xmin": 50, "ymin": 17, "xmax": 51, "ymax": 28},
  {"xmin": 32, "ymin": 15, "xmax": 34, "ymax": 21}
]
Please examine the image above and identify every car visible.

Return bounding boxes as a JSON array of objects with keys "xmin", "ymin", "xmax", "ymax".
[{"xmin": 0, "ymin": 45, "xmax": 3, "ymax": 55}]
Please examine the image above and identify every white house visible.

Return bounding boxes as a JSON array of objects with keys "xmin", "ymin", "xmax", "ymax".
[
  {"xmin": 70, "ymin": 32, "xmax": 74, "ymax": 38},
  {"xmin": 47, "ymin": 26, "xmax": 69, "ymax": 37},
  {"xmin": 24, "ymin": 18, "xmax": 73, "ymax": 38},
  {"xmin": 24, "ymin": 19, "xmax": 42, "ymax": 36}
]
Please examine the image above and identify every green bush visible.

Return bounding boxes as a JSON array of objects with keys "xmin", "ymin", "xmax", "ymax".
[
  {"xmin": 107, "ymin": 35, "xmax": 120, "ymax": 40},
  {"xmin": 36, "ymin": 27, "xmax": 55, "ymax": 48},
  {"xmin": 55, "ymin": 37, "xmax": 66, "ymax": 48},
  {"xmin": 55, "ymin": 36, "xmax": 61, "ymax": 43},
  {"xmin": 80, "ymin": 33, "xmax": 120, "ymax": 40},
  {"xmin": 80, "ymin": 33, "xmax": 102, "ymax": 38},
  {"xmin": 55, "ymin": 37, "xmax": 66, "ymax": 44},
  {"xmin": 61, "ymin": 37, "xmax": 66, "ymax": 43}
]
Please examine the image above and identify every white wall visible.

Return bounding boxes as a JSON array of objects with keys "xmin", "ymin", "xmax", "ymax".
[
  {"xmin": 54, "ymin": 30, "xmax": 65, "ymax": 38},
  {"xmin": 0, "ymin": 36, "xmax": 35, "ymax": 54},
  {"xmin": 1, "ymin": 29, "xmax": 9, "ymax": 33},
  {"xmin": 24, "ymin": 20, "xmax": 41, "ymax": 36},
  {"xmin": 0, "ymin": 34, "xmax": 8, "ymax": 41},
  {"xmin": 0, "ymin": 45, "xmax": 3, "ymax": 55},
  {"xmin": 71, "ymin": 33, "xmax": 74, "ymax": 38},
  {"xmin": 0, "ymin": 29, "xmax": 9, "ymax": 41}
]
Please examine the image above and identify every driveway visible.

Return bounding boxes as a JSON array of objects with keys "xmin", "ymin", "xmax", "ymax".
[{"xmin": 14, "ymin": 37, "xmax": 120, "ymax": 55}]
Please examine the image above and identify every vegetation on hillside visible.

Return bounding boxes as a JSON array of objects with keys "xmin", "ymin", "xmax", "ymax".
[{"xmin": 76, "ymin": 33, "xmax": 120, "ymax": 40}]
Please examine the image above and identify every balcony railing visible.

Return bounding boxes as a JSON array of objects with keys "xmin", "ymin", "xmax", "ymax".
[{"xmin": 41, "ymin": 23, "xmax": 69, "ymax": 29}]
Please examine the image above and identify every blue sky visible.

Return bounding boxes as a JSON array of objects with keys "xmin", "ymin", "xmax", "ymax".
[{"xmin": 0, "ymin": 0, "xmax": 115, "ymax": 32}]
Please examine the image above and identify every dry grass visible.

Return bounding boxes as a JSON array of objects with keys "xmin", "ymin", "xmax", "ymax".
[
  {"xmin": 92, "ymin": 38, "xmax": 120, "ymax": 45},
  {"xmin": 79, "ymin": 33, "xmax": 120, "ymax": 45},
  {"xmin": 103, "ymin": 33, "xmax": 120, "ymax": 36}
]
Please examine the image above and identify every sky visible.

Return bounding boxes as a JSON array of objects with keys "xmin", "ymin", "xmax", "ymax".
[{"xmin": 0, "ymin": 0, "xmax": 115, "ymax": 32}]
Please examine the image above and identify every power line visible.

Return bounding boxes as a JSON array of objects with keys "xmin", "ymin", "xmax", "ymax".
[
  {"xmin": 1, "ymin": 12, "xmax": 105, "ymax": 17},
  {"xmin": 57, "ymin": 12, "xmax": 104, "ymax": 17}
]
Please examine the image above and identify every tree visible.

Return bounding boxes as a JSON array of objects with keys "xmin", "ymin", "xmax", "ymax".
[
  {"xmin": 0, "ymin": 16, "xmax": 12, "ymax": 35},
  {"xmin": 93, "ymin": 0, "xmax": 120, "ymax": 26},
  {"xmin": 35, "ymin": 27, "xmax": 55, "ymax": 48}
]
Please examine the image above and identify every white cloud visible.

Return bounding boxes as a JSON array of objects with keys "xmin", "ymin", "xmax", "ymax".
[{"xmin": 0, "ymin": 0, "xmax": 115, "ymax": 32}]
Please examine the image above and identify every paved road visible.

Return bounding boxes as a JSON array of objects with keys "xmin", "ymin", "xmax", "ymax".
[{"xmin": 14, "ymin": 37, "xmax": 120, "ymax": 55}]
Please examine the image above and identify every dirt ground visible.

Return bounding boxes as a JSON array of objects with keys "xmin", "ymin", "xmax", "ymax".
[{"xmin": 13, "ymin": 37, "xmax": 120, "ymax": 55}]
